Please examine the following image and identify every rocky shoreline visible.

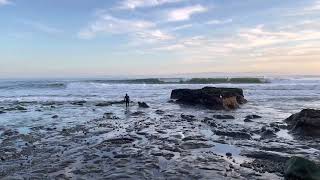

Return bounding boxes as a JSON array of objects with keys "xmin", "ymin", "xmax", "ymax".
[{"xmin": 0, "ymin": 87, "xmax": 319, "ymax": 179}]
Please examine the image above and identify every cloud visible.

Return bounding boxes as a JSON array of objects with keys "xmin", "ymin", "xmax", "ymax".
[
  {"xmin": 305, "ymin": 0, "xmax": 320, "ymax": 11},
  {"xmin": 154, "ymin": 21, "xmax": 320, "ymax": 68},
  {"xmin": 119, "ymin": 0, "xmax": 183, "ymax": 10},
  {"xmin": 0, "ymin": 0, "xmax": 12, "ymax": 6},
  {"xmin": 136, "ymin": 30, "xmax": 174, "ymax": 43},
  {"xmin": 236, "ymin": 25, "xmax": 320, "ymax": 49},
  {"xmin": 78, "ymin": 13, "xmax": 174, "ymax": 43},
  {"xmin": 78, "ymin": 14, "xmax": 155, "ymax": 39},
  {"xmin": 206, "ymin": 18, "xmax": 233, "ymax": 25},
  {"xmin": 287, "ymin": 0, "xmax": 320, "ymax": 16},
  {"xmin": 170, "ymin": 24, "xmax": 193, "ymax": 31},
  {"xmin": 22, "ymin": 20, "xmax": 62, "ymax": 34},
  {"xmin": 167, "ymin": 5, "xmax": 208, "ymax": 22}
]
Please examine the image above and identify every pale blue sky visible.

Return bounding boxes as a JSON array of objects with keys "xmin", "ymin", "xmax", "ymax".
[{"xmin": 1, "ymin": 0, "xmax": 320, "ymax": 77}]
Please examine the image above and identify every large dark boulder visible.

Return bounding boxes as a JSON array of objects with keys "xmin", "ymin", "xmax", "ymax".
[
  {"xmin": 285, "ymin": 156, "xmax": 320, "ymax": 180},
  {"xmin": 170, "ymin": 87, "xmax": 247, "ymax": 110},
  {"xmin": 284, "ymin": 109, "xmax": 320, "ymax": 137}
]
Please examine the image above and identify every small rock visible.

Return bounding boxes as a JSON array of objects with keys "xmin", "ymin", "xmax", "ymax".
[
  {"xmin": 16, "ymin": 106, "xmax": 27, "ymax": 111},
  {"xmin": 213, "ymin": 115, "xmax": 235, "ymax": 120},
  {"xmin": 155, "ymin": 110, "xmax": 165, "ymax": 115},
  {"xmin": 226, "ymin": 152, "xmax": 232, "ymax": 157},
  {"xmin": 0, "ymin": 111, "xmax": 5, "ymax": 114},
  {"xmin": 95, "ymin": 102, "xmax": 112, "ymax": 107},
  {"xmin": 260, "ymin": 129, "xmax": 277, "ymax": 139},
  {"xmin": 181, "ymin": 114, "xmax": 196, "ymax": 121},
  {"xmin": 3, "ymin": 129, "xmax": 19, "ymax": 136},
  {"xmin": 244, "ymin": 118, "xmax": 253, "ymax": 122},
  {"xmin": 245, "ymin": 115, "xmax": 262, "ymax": 120},
  {"xmin": 52, "ymin": 115, "xmax": 59, "ymax": 119},
  {"xmin": 131, "ymin": 111, "xmax": 145, "ymax": 116},
  {"xmin": 138, "ymin": 102, "xmax": 150, "ymax": 108}
]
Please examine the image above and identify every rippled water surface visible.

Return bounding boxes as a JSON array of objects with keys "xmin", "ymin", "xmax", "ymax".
[{"xmin": 0, "ymin": 77, "xmax": 320, "ymax": 179}]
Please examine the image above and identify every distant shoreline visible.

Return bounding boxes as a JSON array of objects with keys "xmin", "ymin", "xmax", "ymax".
[{"xmin": 87, "ymin": 77, "xmax": 268, "ymax": 84}]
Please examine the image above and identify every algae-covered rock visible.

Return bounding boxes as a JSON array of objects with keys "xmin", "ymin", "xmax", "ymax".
[{"xmin": 285, "ymin": 156, "xmax": 320, "ymax": 180}]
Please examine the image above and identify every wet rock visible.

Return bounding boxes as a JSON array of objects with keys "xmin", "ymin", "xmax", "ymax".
[
  {"xmin": 182, "ymin": 136, "xmax": 207, "ymax": 142},
  {"xmin": 241, "ymin": 159, "xmax": 286, "ymax": 174},
  {"xmin": 16, "ymin": 106, "xmax": 27, "ymax": 111},
  {"xmin": 245, "ymin": 115, "xmax": 262, "ymax": 120},
  {"xmin": 52, "ymin": 115, "xmax": 59, "ymax": 119},
  {"xmin": 284, "ymin": 109, "xmax": 320, "ymax": 136},
  {"xmin": 284, "ymin": 156, "xmax": 320, "ymax": 180},
  {"xmin": 70, "ymin": 100, "xmax": 86, "ymax": 106},
  {"xmin": 260, "ymin": 130, "xmax": 276, "ymax": 139},
  {"xmin": 138, "ymin": 102, "xmax": 149, "ymax": 108},
  {"xmin": 241, "ymin": 151, "xmax": 289, "ymax": 162},
  {"xmin": 202, "ymin": 117, "xmax": 217, "ymax": 127},
  {"xmin": 46, "ymin": 127, "xmax": 57, "ymax": 131},
  {"xmin": 159, "ymin": 144, "xmax": 182, "ymax": 152},
  {"xmin": 260, "ymin": 128, "xmax": 277, "ymax": 139},
  {"xmin": 114, "ymin": 154, "xmax": 130, "ymax": 159},
  {"xmin": 103, "ymin": 112, "xmax": 119, "ymax": 119},
  {"xmin": 270, "ymin": 122, "xmax": 288, "ymax": 129},
  {"xmin": 244, "ymin": 118, "xmax": 253, "ymax": 122},
  {"xmin": 180, "ymin": 141, "xmax": 213, "ymax": 149},
  {"xmin": 181, "ymin": 114, "xmax": 196, "ymax": 121},
  {"xmin": 104, "ymin": 137, "xmax": 135, "ymax": 145},
  {"xmin": 155, "ymin": 110, "xmax": 165, "ymax": 115},
  {"xmin": 2, "ymin": 129, "xmax": 19, "ymax": 136},
  {"xmin": 226, "ymin": 152, "xmax": 232, "ymax": 157},
  {"xmin": 170, "ymin": 87, "xmax": 247, "ymax": 110},
  {"xmin": 151, "ymin": 151, "xmax": 175, "ymax": 160},
  {"xmin": 109, "ymin": 100, "xmax": 126, "ymax": 104},
  {"xmin": 241, "ymin": 151, "xmax": 290, "ymax": 174},
  {"xmin": 5, "ymin": 106, "xmax": 27, "ymax": 111},
  {"xmin": 213, "ymin": 114, "xmax": 235, "ymax": 120},
  {"xmin": 215, "ymin": 130, "xmax": 251, "ymax": 139},
  {"xmin": 0, "ymin": 111, "xmax": 5, "ymax": 114},
  {"xmin": 131, "ymin": 111, "xmax": 145, "ymax": 116},
  {"xmin": 95, "ymin": 102, "xmax": 112, "ymax": 107}
]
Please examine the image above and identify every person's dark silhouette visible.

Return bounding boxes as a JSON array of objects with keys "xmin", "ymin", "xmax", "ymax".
[{"xmin": 124, "ymin": 94, "xmax": 130, "ymax": 107}]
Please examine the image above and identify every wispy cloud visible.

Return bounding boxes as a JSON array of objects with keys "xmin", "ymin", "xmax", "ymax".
[
  {"xmin": 206, "ymin": 18, "xmax": 233, "ymax": 25},
  {"xmin": 305, "ymin": 0, "xmax": 320, "ymax": 11},
  {"xmin": 0, "ymin": 0, "xmax": 12, "ymax": 6},
  {"xmin": 167, "ymin": 5, "xmax": 208, "ymax": 22},
  {"xmin": 236, "ymin": 25, "xmax": 320, "ymax": 48},
  {"xmin": 170, "ymin": 24, "xmax": 193, "ymax": 31},
  {"xmin": 154, "ymin": 21, "xmax": 320, "ymax": 68},
  {"xmin": 78, "ymin": 13, "xmax": 174, "ymax": 43},
  {"xmin": 119, "ymin": 0, "xmax": 183, "ymax": 10},
  {"xmin": 78, "ymin": 14, "xmax": 155, "ymax": 39},
  {"xmin": 286, "ymin": 0, "xmax": 320, "ymax": 16},
  {"xmin": 136, "ymin": 30, "xmax": 174, "ymax": 42},
  {"xmin": 22, "ymin": 20, "xmax": 62, "ymax": 34}
]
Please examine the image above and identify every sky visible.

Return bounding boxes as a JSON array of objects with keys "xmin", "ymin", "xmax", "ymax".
[{"xmin": 0, "ymin": 0, "xmax": 320, "ymax": 78}]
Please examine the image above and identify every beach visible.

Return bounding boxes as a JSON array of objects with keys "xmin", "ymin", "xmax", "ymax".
[{"xmin": 0, "ymin": 76, "xmax": 320, "ymax": 179}]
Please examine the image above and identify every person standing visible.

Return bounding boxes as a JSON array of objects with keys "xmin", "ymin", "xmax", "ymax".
[{"xmin": 124, "ymin": 94, "xmax": 130, "ymax": 107}]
